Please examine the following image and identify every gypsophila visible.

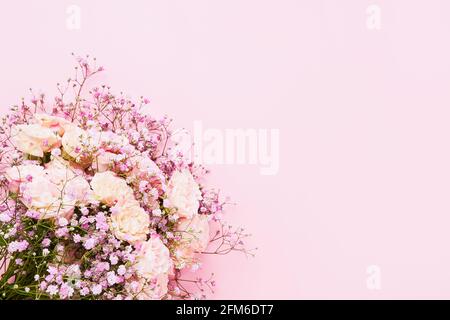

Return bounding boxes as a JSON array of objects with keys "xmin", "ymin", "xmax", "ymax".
[{"xmin": 0, "ymin": 55, "xmax": 254, "ymax": 300}]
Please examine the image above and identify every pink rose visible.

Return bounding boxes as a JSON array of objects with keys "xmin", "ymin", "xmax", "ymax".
[
  {"xmin": 134, "ymin": 237, "xmax": 171, "ymax": 279},
  {"xmin": 166, "ymin": 170, "xmax": 202, "ymax": 219},
  {"xmin": 34, "ymin": 114, "xmax": 72, "ymax": 136},
  {"xmin": 4, "ymin": 164, "xmax": 45, "ymax": 192}
]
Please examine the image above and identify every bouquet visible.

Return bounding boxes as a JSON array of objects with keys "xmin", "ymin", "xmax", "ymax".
[{"xmin": 0, "ymin": 55, "xmax": 253, "ymax": 300}]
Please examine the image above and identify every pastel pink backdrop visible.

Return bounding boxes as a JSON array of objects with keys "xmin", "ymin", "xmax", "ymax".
[{"xmin": 2, "ymin": 0, "xmax": 450, "ymax": 299}]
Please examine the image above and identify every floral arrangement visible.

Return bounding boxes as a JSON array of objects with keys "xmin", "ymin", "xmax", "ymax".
[{"xmin": 0, "ymin": 55, "xmax": 253, "ymax": 300}]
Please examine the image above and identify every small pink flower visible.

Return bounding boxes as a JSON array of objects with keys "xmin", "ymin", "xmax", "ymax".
[
  {"xmin": 96, "ymin": 262, "xmax": 110, "ymax": 272},
  {"xmin": 46, "ymin": 285, "xmax": 59, "ymax": 296},
  {"xmin": 55, "ymin": 227, "xmax": 68, "ymax": 238},
  {"xmin": 139, "ymin": 180, "xmax": 148, "ymax": 192},
  {"xmin": 58, "ymin": 217, "xmax": 68, "ymax": 227},
  {"xmin": 80, "ymin": 287, "xmax": 90, "ymax": 296},
  {"xmin": 107, "ymin": 271, "xmax": 118, "ymax": 286},
  {"xmin": 51, "ymin": 148, "xmax": 61, "ymax": 157},
  {"xmin": 47, "ymin": 266, "xmax": 58, "ymax": 275},
  {"xmin": 83, "ymin": 238, "xmax": 96, "ymax": 250},
  {"xmin": 109, "ymin": 255, "xmax": 119, "ymax": 265},
  {"xmin": 25, "ymin": 210, "xmax": 41, "ymax": 219},
  {"xmin": 84, "ymin": 270, "xmax": 92, "ymax": 278},
  {"xmin": 59, "ymin": 283, "xmax": 74, "ymax": 299},
  {"xmin": 0, "ymin": 212, "xmax": 11, "ymax": 222},
  {"xmin": 91, "ymin": 284, "xmax": 102, "ymax": 295},
  {"xmin": 8, "ymin": 240, "xmax": 29, "ymax": 253},
  {"xmin": 117, "ymin": 265, "xmax": 126, "ymax": 276},
  {"xmin": 39, "ymin": 281, "xmax": 48, "ymax": 291},
  {"xmin": 73, "ymin": 234, "xmax": 82, "ymax": 243},
  {"xmin": 42, "ymin": 238, "xmax": 51, "ymax": 247}
]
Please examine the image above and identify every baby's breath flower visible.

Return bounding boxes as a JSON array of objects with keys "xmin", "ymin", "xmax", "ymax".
[{"xmin": 0, "ymin": 56, "xmax": 250, "ymax": 301}]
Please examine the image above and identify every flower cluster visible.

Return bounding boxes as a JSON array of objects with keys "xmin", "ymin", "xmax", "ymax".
[{"xmin": 0, "ymin": 55, "xmax": 253, "ymax": 300}]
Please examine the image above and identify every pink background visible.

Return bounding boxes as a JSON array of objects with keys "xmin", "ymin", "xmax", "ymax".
[{"xmin": 2, "ymin": 0, "xmax": 450, "ymax": 299}]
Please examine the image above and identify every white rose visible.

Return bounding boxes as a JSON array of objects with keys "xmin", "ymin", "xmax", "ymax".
[
  {"xmin": 63, "ymin": 176, "xmax": 92, "ymax": 206},
  {"xmin": 5, "ymin": 164, "xmax": 45, "ymax": 192},
  {"xmin": 21, "ymin": 175, "xmax": 73, "ymax": 219},
  {"xmin": 45, "ymin": 157, "xmax": 92, "ymax": 205},
  {"xmin": 166, "ymin": 170, "xmax": 202, "ymax": 219},
  {"xmin": 16, "ymin": 157, "xmax": 91, "ymax": 219},
  {"xmin": 11, "ymin": 124, "xmax": 60, "ymax": 157},
  {"xmin": 61, "ymin": 125, "xmax": 91, "ymax": 160},
  {"xmin": 90, "ymin": 171, "xmax": 134, "ymax": 206},
  {"xmin": 134, "ymin": 237, "xmax": 171, "ymax": 279},
  {"xmin": 45, "ymin": 157, "xmax": 77, "ymax": 183},
  {"xmin": 92, "ymin": 151, "xmax": 116, "ymax": 172},
  {"xmin": 110, "ymin": 200, "xmax": 150, "ymax": 243},
  {"xmin": 34, "ymin": 114, "xmax": 72, "ymax": 136}
]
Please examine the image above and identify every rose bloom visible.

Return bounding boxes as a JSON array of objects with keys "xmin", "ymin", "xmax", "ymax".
[
  {"xmin": 134, "ymin": 237, "xmax": 171, "ymax": 279},
  {"xmin": 91, "ymin": 171, "xmax": 134, "ymax": 206},
  {"xmin": 45, "ymin": 157, "xmax": 92, "ymax": 205},
  {"xmin": 4, "ymin": 164, "xmax": 45, "ymax": 192},
  {"xmin": 166, "ymin": 169, "xmax": 202, "ymax": 219},
  {"xmin": 130, "ymin": 156, "xmax": 166, "ymax": 187},
  {"xmin": 99, "ymin": 131, "xmax": 130, "ymax": 152},
  {"xmin": 62, "ymin": 175, "xmax": 92, "ymax": 207},
  {"xmin": 21, "ymin": 175, "xmax": 73, "ymax": 219},
  {"xmin": 11, "ymin": 124, "xmax": 61, "ymax": 157},
  {"xmin": 125, "ymin": 273, "xmax": 169, "ymax": 300},
  {"xmin": 92, "ymin": 151, "xmax": 117, "ymax": 172},
  {"xmin": 15, "ymin": 159, "xmax": 91, "ymax": 219},
  {"xmin": 61, "ymin": 125, "xmax": 99, "ymax": 163},
  {"xmin": 34, "ymin": 113, "xmax": 71, "ymax": 136},
  {"xmin": 45, "ymin": 156, "xmax": 82, "ymax": 183},
  {"xmin": 110, "ymin": 200, "xmax": 150, "ymax": 244},
  {"xmin": 174, "ymin": 215, "xmax": 210, "ymax": 267},
  {"xmin": 130, "ymin": 156, "xmax": 162, "ymax": 177},
  {"xmin": 129, "ymin": 156, "xmax": 166, "ymax": 208}
]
